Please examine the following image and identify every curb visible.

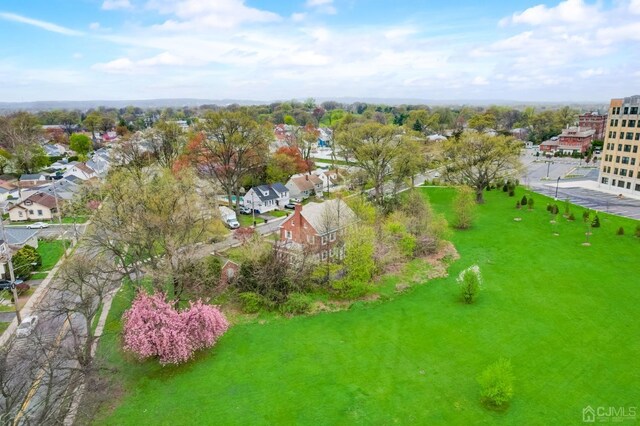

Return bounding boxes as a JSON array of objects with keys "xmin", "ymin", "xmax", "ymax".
[{"xmin": 0, "ymin": 242, "xmax": 75, "ymax": 347}]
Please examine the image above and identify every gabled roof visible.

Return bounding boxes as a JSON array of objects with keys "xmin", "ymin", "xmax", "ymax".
[
  {"xmin": 282, "ymin": 199, "xmax": 356, "ymax": 235},
  {"xmin": 289, "ymin": 174, "xmax": 323, "ymax": 192},
  {"xmin": 11, "ymin": 192, "xmax": 58, "ymax": 210},
  {"xmin": 20, "ymin": 174, "xmax": 46, "ymax": 181},
  {"xmin": 251, "ymin": 184, "xmax": 286, "ymax": 202},
  {"xmin": 2, "ymin": 228, "xmax": 39, "ymax": 246}
]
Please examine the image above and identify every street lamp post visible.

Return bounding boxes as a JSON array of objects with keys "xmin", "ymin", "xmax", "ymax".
[
  {"xmin": 555, "ymin": 176, "xmax": 561, "ymax": 200},
  {"xmin": 545, "ymin": 160, "xmax": 554, "ymax": 179}
]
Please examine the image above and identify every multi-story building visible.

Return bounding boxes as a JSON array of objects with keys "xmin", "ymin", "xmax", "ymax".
[
  {"xmin": 598, "ymin": 95, "xmax": 640, "ymax": 195},
  {"xmin": 579, "ymin": 112, "xmax": 607, "ymax": 141},
  {"xmin": 557, "ymin": 127, "xmax": 595, "ymax": 154}
]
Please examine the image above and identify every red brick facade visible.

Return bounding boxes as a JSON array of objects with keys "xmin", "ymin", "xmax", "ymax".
[
  {"xmin": 579, "ymin": 113, "xmax": 607, "ymax": 141},
  {"xmin": 279, "ymin": 203, "xmax": 345, "ymax": 261},
  {"xmin": 558, "ymin": 128, "xmax": 594, "ymax": 154}
]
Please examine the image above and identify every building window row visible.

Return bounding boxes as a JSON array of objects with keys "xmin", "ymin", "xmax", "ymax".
[
  {"xmin": 623, "ymin": 106, "xmax": 639, "ymax": 115},
  {"xmin": 612, "ymin": 107, "xmax": 621, "ymax": 115}
]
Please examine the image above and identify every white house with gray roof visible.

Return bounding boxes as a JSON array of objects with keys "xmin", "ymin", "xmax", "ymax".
[{"xmin": 242, "ymin": 183, "xmax": 290, "ymax": 214}]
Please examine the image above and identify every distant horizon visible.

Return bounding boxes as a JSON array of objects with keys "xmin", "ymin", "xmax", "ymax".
[
  {"xmin": 1, "ymin": 0, "xmax": 638, "ymax": 102},
  {"xmin": 0, "ymin": 96, "xmax": 611, "ymax": 112}
]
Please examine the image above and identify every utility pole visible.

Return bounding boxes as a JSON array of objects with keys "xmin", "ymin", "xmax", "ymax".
[
  {"xmin": 0, "ymin": 218, "xmax": 21, "ymax": 324},
  {"xmin": 51, "ymin": 180, "xmax": 68, "ymax": 257}
]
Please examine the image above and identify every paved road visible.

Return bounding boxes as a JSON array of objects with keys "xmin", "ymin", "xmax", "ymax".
[
  {"xmin": 522, "ymin": 155, "xmax": 640, "ymax": 220},
  {"xmin": 5, "ymin": 223, "xmax": 88, "ymax": 239}
]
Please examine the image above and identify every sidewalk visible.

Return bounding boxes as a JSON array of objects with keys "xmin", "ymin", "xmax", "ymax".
[
  {"xmin": 0, "ymin": 243, "xmax": 75, "ymax": 347},
  {"xmin": 544, "ymin": 179, "xmax": 640, "ymax": 201}
]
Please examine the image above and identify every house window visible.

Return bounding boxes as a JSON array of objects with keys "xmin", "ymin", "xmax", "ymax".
[
  {"xmin": 18, "ymin": 211, "xmax": 23, "ymax": 217},
  {"xmin": 629, "ymin": 120, "xmax": 636, "ymax": 127},
  {"xmin": 285, "ymin": 230, "xmax": 292, "ymax": 240},
  {"xmin": 321, "ymin": 235, "xmax": 327, "ymax": 245},
  {"xmin": 329, "ymin": 248, "xmax": 334, "ymax": 257},
  {"xmin": 601, "ymin": 177, "xmax": 609, "ymax": 184},
  {"xmin": 307, "ymin": 235, "xmax": 315, "ymax": 244},
  {"xmin": 626, "ymin": 133, "xmax": 633, "ymax": 140},
  {"xmin": 622, "ymin": 120, "xmax": 627, "ymax": 127},
  {"xmin": 614, "ymin": 168, "xmax": 619, "ymax": 175},
  {"xmin": 622, "ymin": 156, "xmax": 630, "ymax": 164},
  {"xmin": 329, "ymin": 232, "xmax": 336, "ymax": 242},
  {"xmin": 620, "ymin": 169, "xmax": 627, "ymax": 177},
  {"xmin": 28, "ymin": 209, "xmax": 34, "ymax": 214},
  {"xmin": 617, "ymin": 180, "xmax": 625, "ymax": 188},
  {"xmin": 615, "ymin": 156, "xmax": 620, "ymax": 163},
  {"xmin": 632, "ymin": 107, "xmax": 639, "ymax": 115},
  {"xmin": 627, "ymin": 182, "xmax": 631, "ymax": 189},
  {"xmin": 37, "ymin": 209, "xmax": 43, "ymax": 216},
  {"xmin": 624, "ymin": 107, "xmax": 629, "ymax": 114},
  {"xmin": 321, "ymin": 250, "xmax": 328, "ymax": 260},
  {"xmin": 636, "ymin": 184, "xmax": 640, "ymax": 192}
]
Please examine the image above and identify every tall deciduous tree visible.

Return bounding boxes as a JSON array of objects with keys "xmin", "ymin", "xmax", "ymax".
[
  {"xmin": 69, "ymin": 133, "xmax": 92, "ymax": 156},
  {"xmin": 336, "ymin": 122, "xmax": 406, "ymax": 205},
  {"xmin": 193, "ymin": 111, "xmax": 269, "ymax": 212},
  {"xmin": 441, "ymin": 133, "xmax": 522, "ymax": 204},
  {"xmin": 452, "ymin": 185, "xmax": 477, "ymax": 229},
  {"xmin": 146, "ymin": 120, "xmax": 186, "ymax": 168}
]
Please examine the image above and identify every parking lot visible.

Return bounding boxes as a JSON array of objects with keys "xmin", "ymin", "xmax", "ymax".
[{"xmin": 522, "ymin": 155, "xmax": 640, "ymax": 220}]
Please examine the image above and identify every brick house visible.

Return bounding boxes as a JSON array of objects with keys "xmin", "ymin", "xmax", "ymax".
[
  {"xmin": 579, "ymin": 112, "xmax": 607, "ymax": 141},
  {"xmin": 278, "ymin": 199, "xmax": 356, "ymax": 262},
  {"xmin": 219, "ymin": 258, "xmax": 239, "ymax": 287},
  {"xmin": 558, "ymin": 127, "xmax": 595, "ymax": 154}
]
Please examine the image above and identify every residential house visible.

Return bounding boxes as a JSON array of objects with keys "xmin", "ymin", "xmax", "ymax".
[
  {"xmin": 63, "ymin": 162, "xmax": 97, "ymax": 181},
  {"xmin": 219, "ymin": 258, "xmax": 239, "ymax": 287},
  {"xmin": 286, "ymin": 173, "xmax": 324, "ymax": 201},
  {"xmin": 243, "ymin": 183, "xmax": 290, "ymax": 214},
  {"xmin": 42, "ymin": 144, "xmax": 68, "ymax": 157},
  {"xmin": 278, "ymin": 199, "xmax": 357, "ymax": 262},
  {"xmin": 3, "ymin": 228, "xmax": 39, "ymax": 249},
  {"xmin": 86, "ymin": 155, "xmax": 110, "ymax": 178},
  {"xmin": 38, "ymin": 178, "xmax": 81, "ymax": 201},
  {"xmin": 312, "ymin": 169, "xmax": 342, "ymax": 189},
  {"xmin": 8, "ymin": 192, "xmax": 59, "ymax": 222},
  {"xmin": 19, "ymin": 174, "xmax": 48, "ymax": 188}
]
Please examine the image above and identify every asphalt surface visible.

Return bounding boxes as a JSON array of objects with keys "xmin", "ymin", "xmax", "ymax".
[
  {"xmin": 522, "ymin": 152, "xmax": 640, "ymax": 220},
  {"xmin": 0, "ymin": 226, "xmax": 105, "ymax": 424}
]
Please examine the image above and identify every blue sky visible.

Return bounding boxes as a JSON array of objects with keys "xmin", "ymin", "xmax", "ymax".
[{"xmin": 1, "ymin": 0, "xmax": 639, "ymax": 102}]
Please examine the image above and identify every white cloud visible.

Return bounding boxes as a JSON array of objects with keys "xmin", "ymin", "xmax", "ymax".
[
  {"xmin": 291, "ymin": 12, "xmax": 307, "ymax": 22},
  {"xmin": 0, "ymin": 12, "xmax": 83, "ymax": 36},
  {"xmin": 630, "ymin": 0, "xmax": 640, "ymax": 14},
  {"xmin": 93, "ymin": 52, "xmax": 185, "ymax": 74},
  {"xmin": 579, "ymin": 68, "xmax": 607, "ymax": 78},
  {"xmin": 500, "ymin": 0, "xmax": 601, "ymax": 27},
  {"xmin": 89, "ymin": 22, "xmax": 101, "ymax": 30},
  {"xmin": 146, "ymin": 0, "xmax": 281, "ymax": 29},
  {"xmin": 102, "ymin": 0, "xmax": 132, "ymax": 11},
  {"xmin": 305, "ymin": 0, "xmax": 337, "ymax": 15}
]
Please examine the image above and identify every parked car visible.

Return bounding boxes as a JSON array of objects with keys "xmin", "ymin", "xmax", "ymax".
[
  {"xmin": 284, "ymin": 203, "xmax": 297, "ymax": 209},
  {"xmin": 0, "ymin": 279, "xmax": 24, "ymax": 291},
  {"xmin": 26, "ymin": 222, "xmax": 50, "ymax": 229},
  {"xmin": 239, "ymin": 206, "xmax": 252, "ymax": 215},
  {"xmin": 17, "ymin": 316, "xmax": 38, "ymax": 338}
]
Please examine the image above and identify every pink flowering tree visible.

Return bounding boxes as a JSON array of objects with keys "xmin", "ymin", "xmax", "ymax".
[
  {"xmin": 181, "ymin": 300, "xmax": 230, "ymax": 351},
  {"xmin": 122, "ymin": 292, "xmax": 229, "ymax": 365}
]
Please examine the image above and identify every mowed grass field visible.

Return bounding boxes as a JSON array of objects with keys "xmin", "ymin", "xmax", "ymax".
[{"xmin": 96, "ymin": 187, "xmax": 640, "ymax": 425}]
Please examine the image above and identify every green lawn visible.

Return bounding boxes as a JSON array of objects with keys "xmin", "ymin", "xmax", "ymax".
[
  {"xmin": 96, "ymin": 187, "xmax": 640, "ymax": 425},
  {"xmin": 0, "ymin": 322, "xmax": 8, "ymax": 334},
  {"xmin": 37, "ymin": 240, "xmax": 67, "ymax": 271}
]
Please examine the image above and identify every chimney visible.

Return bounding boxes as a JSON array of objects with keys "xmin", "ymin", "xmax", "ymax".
[{"xmin": 294, "ymin": 203, "xmax": 302, "ymax": 214}]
